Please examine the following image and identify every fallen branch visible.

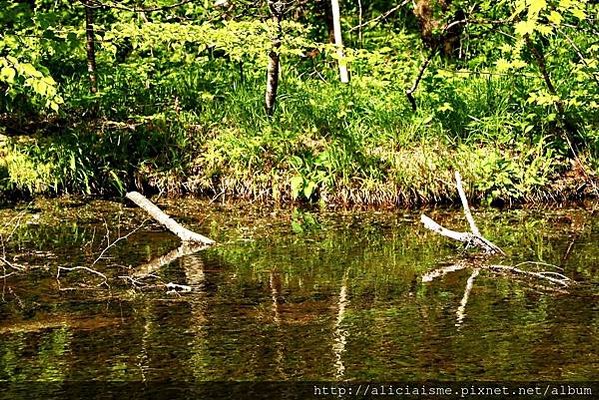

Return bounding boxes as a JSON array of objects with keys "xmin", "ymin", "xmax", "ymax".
[
  {"xmin": 126, "ymin": 191, "xmax": 215, "ymax": 245},
  {"xmin": 421, "ymin": 172, "xmax": 504, "ymax": 255},
  {"xmin": 455, "ymin": 171, "xmax": 480, "ymax": 236},
  {"xmin": 56, "ymin": 266, "xmax": 108, "ymax": 287}
]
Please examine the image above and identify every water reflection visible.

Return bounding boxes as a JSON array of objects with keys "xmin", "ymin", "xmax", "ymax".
[
  {"xmin": 0, "ymin": 200, "xmax": 597, "ymax": 383},
  {"xmin": 333, "ymin": 270, "xmax": 349, "ymax": 379}
]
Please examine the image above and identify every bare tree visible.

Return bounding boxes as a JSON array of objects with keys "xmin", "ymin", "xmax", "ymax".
[{"xmin": 265, "ymin": 0, "xmax": 285, "ymax": 115}]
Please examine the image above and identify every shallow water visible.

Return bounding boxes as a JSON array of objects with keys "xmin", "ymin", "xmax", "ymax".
[{"xmin": 0, "ymin": 199, "xmax": 597, "ymax": 385}]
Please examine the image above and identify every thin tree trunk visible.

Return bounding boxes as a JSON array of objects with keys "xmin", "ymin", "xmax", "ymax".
[
  {"xmin": 357, "ymin": 0, "xmax": 363, "ymax": 46},
  {"xmin": 331, "ymin": 0, "xmax": 349, "ymax": 83},
  {"xmin": 84, "ymin": 0, "xmax": 98, "ymax": 94},
  {"xmin": 265, "ymin": 1, "xmax": 284, "ymax": 115}
]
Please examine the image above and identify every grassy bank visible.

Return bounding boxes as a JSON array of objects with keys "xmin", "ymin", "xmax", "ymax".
[
  {"xmin": 1, "ymin": 69, "xmax": 597, "ymax": 207},
  {"xmin": 2, "ymin": 2, "xmax": 599, "ymax": 206}
]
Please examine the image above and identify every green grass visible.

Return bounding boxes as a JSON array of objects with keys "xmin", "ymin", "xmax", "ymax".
[{"xmin": 1, "ymin": 54, "xmax": 597, "ymax": 206}]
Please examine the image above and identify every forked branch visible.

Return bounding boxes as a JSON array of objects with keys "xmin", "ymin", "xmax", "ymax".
[{"xmin": 420, "ymin": 172, "xmax": 504, "ymax": 255}]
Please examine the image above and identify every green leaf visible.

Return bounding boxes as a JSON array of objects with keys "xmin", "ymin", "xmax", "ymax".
[
  {"xmin": 290, "ymin": 175, "xmax": 304, "ymax": 200},
  {"xmin": 0, "ymin": 66, "xmax": 16, "ymax": 83},
  {"xmin": 515, "ymin": 20, "xmax": 536, "ymax": 36},
  {"xmin": 303, "ymin": 180, "xmax": 317, "ymax": 199},
  {"xmin": 291, "ymin": 220, "xmax": 304, "ymax": 234},
  {"xmin": 495, "ymin": 58, "xmax": 511, "ymax": 72},
  {"xmin": 529, "ymin": 0, "xmax": 547, "ymax": 15},
  {"xmin": 21, "ymin": 63, "xmax": 43, "ymax": 78},
  {"xmin": 547, "ymin": 10, "xmax": 563, "ymax": 25},
  {"xmin": 570, "ymin": 7, "xmax": 586, "ymax": 20}
]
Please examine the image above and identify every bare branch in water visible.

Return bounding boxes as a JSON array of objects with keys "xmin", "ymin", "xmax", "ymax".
[
  {"xmin": 92, "ymin": 219, "xmax": 150, "ymax": 267},
  {"xmin": 57, "ymin": 266, "xmax": 108, "ymax": 287},
  {"xmin": 421, "ymin": 172, "xmax": 504, "ymax": 254}
]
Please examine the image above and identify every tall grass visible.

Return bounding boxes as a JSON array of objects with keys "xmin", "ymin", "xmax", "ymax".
[{"xmin": 1, "ymin": 51, "xmax": 596, "ymax": 205}]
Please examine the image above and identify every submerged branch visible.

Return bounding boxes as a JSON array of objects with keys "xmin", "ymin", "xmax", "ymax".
[
  {"xmin": 488, "ymin": 265, "xmax": 572, "ymax": 287},
  {"xmin": 0, "ymin": 257, "xmax": 26, "ymax": 271},
  {"xmin": 57, "ymin": 266, "xmax": 108, "ymax": 287},
  {"xmin": 92, "ymin": 219, "xmax": 149, "ymax": 267}
]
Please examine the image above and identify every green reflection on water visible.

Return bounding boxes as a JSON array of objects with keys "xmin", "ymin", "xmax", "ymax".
[{"xmin": 0, "ymin": 199, "xmax": 597, "ymax": 382}]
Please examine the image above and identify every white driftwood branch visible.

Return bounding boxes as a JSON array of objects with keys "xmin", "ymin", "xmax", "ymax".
[
  {"xmin": 421, "ymin": 215, "xmax": 473, "ymax": 243},
  {"xmin": 126, "ymin": 191, "xmax": 214, "ymax": 245},
  {"xmin": 420, "ymin": 172, "xmax": 504, "ymax": 255},
  {"xmin": 455, "ymin": 171, "xmax": 480, "ymax": 237}
]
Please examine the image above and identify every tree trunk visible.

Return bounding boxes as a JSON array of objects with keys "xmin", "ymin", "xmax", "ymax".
[
  {"xmin": 330, "ymin": 0, "xmax": 349, "ymax": 83},
  {"xmin": 265, "ymin": 0, "xmax": 283, "ymax": 115},
  {"xmin": 84, "ymin": 0, "xmax": 98, "ymax": 94},
  {"xmin": 413, "ymin": 0, "xmax": 463, "ymax": 57}
]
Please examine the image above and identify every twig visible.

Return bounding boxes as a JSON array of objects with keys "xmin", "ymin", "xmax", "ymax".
[
  {"xmin": 349, "ymin": 0, "xmax": 410, "ymax": 32},
  {"xmin": 513, "ymin": 260, "xmax": 564, "ymax": 271},
  {"xmin": 488, "ymin": 265, "xmax": 572, "ymax": 287},
  {"xmin": 553, "ymin": 25, "xmax": 599, "ymax": 88},
  {"xmin": 80, "ymin": 0, "xmax": 196, "ymax": 12},
  {"xmin": 0, "ymin": 272, "xmax": 16, "ymax": 280},
  {"xmin": 57, "ymin": 266, "xmax": 108, "ymax": 287},
  {"xmin": 91, "ymin": 219, "xmax": 149, "ymax": 267},
  {"xmin": 404, "ymin": 17, "xmax": 509, "ymax": 111},
  {"xmin": 406, "ymin": 46, "xmax": 438, "ymax": 111},
  {"xmin": 0, "ymin": 257, "xmax": 26, "ymax": 271}
]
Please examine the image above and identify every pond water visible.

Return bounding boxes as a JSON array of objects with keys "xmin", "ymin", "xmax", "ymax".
[{"xmin": 0, "ymin": 198, "xmax": 597, "ymax": 393}]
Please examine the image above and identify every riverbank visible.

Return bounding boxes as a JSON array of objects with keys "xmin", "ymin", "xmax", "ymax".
[
  {"xmin": 1, "ymin": 74, "xmax": 598, "ymax": 207},
  {"xmin": 1, "ymin": 121, "xmax": 597, "ymax": 207}
]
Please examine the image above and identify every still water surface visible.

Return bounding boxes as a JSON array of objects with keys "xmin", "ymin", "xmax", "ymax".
[{"xmin": 0, "ymin": 199, "xmax": 597, "ymax": 383}]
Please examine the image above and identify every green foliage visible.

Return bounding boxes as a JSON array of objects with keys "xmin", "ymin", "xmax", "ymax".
[
  {"xmin": 0, "ymin": 0, "xmax": 597, "ymax": 203},
  {"xmin": 0, "ymin": 56, "xmax": 63, "ymax": 112}
]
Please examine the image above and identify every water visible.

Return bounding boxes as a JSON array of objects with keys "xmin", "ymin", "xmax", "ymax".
[{"xmin": 0, "ymin": 199, "xmax": 597, "ymax": 386}]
